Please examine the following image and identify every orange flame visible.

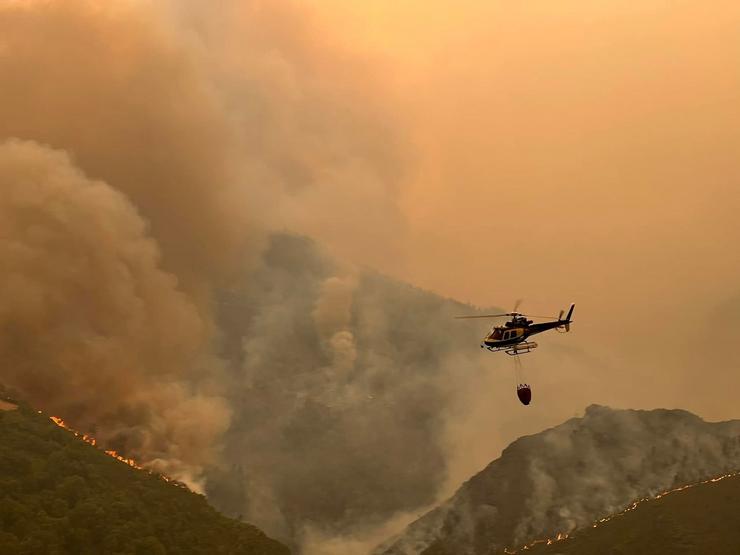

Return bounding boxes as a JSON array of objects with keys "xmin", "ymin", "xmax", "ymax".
[
  {"xmin": 104, "ymin": 449, "xmax": 143, "ymax": 470},
  {"xmin": 50, "ymin": 416, "xmax": 97, "ymax": 446},
  {"xmin": 48, "ymin": 414, "xmax": 177, "ymax": 484}
]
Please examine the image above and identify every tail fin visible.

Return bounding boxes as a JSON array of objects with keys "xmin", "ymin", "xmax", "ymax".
[
  {"xmin": 564, "ymin": 303, "xmax": 575, "ymax": 322},
  {"xmin": 557, "ymin": 304, "xmax": 574, "ymax": 332}
]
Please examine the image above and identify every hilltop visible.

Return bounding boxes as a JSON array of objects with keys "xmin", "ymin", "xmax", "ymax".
[{"xmin": 0, "ymin": 399, "xmax": 289, "ymax": 555}]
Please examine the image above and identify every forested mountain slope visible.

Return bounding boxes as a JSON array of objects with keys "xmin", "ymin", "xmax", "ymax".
[{"xmin": 0, "ymin": 399, "xmax": 289, "ymax": 555}]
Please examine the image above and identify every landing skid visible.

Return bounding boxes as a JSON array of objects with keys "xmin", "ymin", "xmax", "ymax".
[
  {"xmin": 505, "ymin": 341, "xmax": 538, "ymax": 356},
  {"xmin": 481, "ymin": 341, "xmax": 539, "ymax": 355}
]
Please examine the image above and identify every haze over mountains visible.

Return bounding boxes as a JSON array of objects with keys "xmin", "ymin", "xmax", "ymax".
[
  {"xmin": 0, "ymin": 3, "xmax": 499, "ymax": 550},
  {"xmin": 379, "ymin": 405, "xmax": 740, "ymax": 555},
  {"xmin": 205, "ymin": 233, "xmax": 498, "ymax": 550},
  {"xmin": 1, "ymin": 2, "xmax": 739, "ymax": 554},
  {"xmin": 7, "ymin": 388, "xmax": 740, "ymax": 555}
]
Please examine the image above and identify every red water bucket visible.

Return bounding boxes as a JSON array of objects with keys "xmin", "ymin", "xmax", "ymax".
[{"xmin": 516, "ymin": 384, "xmax": 532, "ymax": 405}]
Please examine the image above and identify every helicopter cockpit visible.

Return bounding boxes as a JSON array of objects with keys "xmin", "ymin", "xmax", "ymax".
[
  {"xmin": 488, "ymin": 327, "xmax": 504, "ymax": 340},
  {"xmin": 488, "ymin": 326, "xmax": 527, "ymax": 342}
]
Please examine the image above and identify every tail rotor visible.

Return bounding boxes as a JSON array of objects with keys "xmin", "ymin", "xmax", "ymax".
[{"xmin": 557, "ymin": 303, "xmax": 575, "ymax": 332}]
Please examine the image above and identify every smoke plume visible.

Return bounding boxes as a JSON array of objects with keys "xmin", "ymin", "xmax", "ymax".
[
  {"xmin": 0, "ymin": 138, "xmax": 230, "ymax": 488},
  {"xmin": 0, "ymin": 0, "xmax": 434, "ymax": 548},
  {"xmin": 206, "ymin": 234, "xmax": 494, "ymax": 549},
  {"xmin": 2, "ymin": 1, "xmax": 738, "ymax": 553}
]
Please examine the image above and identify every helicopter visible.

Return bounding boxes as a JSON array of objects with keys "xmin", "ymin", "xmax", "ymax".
[
  {"xmin": 455, "ymin": 302, "xmax": 575, "ymax": 405},
  {"xmin": 456, "ymin": 302, "xmax": 575, "ymax": 355}
]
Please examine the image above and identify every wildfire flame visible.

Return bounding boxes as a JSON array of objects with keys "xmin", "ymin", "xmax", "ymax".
[
  {"xmin": 503, "ymin": 470, "xmax": 740, "ymax": 553},
  {"xmin": 104, "ymin": 449, "xmax": 143, "ymax": 469},
  {"xmin": 50, "ymin": 416, "xmax": 97, "ymax": 447},
  {"xmin": 48, "ymin": 414, "xmax": 181, "ymax": 486}
]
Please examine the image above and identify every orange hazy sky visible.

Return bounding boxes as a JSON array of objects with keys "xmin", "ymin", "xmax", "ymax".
[
  {"xmin": 1, "ymin": 4, "xmax": 738, "ymax": 552},
  {"xmin": 303, "ymin": 0, "xmax": 740, "ymax": 421}
]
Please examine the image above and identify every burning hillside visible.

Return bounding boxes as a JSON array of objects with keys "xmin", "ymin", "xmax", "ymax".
[
  {"xmin": 503, "ymin": 470, "xmax": 740, "ymax": 554},
  {"xmin": 50, "ymin": 415, "xmax": 156, "ymax": 474},
  {"xmin": 378, "ymin": 405, "xmax": 740, "ymax": 555},
  {"xmin": 0, "ymin": 399, "xmax": 289, "ymax": 554},
  {"xmin": 522, "ymin": 471, "xmax": 740, "ymax": 554}
]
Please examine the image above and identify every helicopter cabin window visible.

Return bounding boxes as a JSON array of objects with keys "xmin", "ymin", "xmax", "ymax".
[{"xmin": 490, "ymin": 329, "xmax": 503, "ymax": 340}]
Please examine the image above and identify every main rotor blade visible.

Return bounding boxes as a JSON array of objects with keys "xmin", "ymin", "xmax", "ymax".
[
  {"xmin": 454, "ymin": 313, "xmax": 510, "ymax": 319},
  {"xmin": 455, "ymin": 312, "xmax": 558, "ymax": 320},
  {"xmin": 513, "ymin": 298, "xmax": 524, "ymax": 312}
]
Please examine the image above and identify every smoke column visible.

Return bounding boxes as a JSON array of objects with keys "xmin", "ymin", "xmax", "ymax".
[
  {"xmin": 2, "ymin": 1, "xmax": 739, "ymax": 553},
  {"xmin": 0, "ymin": 1, "xmax": 449, "ymax": 551},
  {"xmin": 0, "ymin": 138, "xmax": 230, "ymax": 488}
]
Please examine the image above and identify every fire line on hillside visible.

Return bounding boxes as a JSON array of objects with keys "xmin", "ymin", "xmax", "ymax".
[
  {"xmin": 503, "ymin": 470, "xmax": 740, "ymax": 553},
  {"xmin": 48, "ymin": 415, "xmax": 190, "ymax": 490}
]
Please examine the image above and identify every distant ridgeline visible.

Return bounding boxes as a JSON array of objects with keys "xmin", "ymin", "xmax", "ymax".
[{"xmin": 0, "ymin": 397, "xmax": 289, "ymax": 555}]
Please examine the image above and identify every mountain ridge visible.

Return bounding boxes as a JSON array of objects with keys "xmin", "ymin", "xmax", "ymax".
[{"xmin": 378, "ymin": 404, "xmax": 740, "ymax": 555}]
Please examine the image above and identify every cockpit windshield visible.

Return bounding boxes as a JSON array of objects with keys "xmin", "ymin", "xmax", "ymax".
[{"xmin": 489, "ymin": 328, "xmax": 503, "ymax": 340}]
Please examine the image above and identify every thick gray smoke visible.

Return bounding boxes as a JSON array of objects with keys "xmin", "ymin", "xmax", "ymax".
[
  {"xmin": 0, "ymin": 1, "xmax": 486, "ymax": 550},
  {"xmin": 3, "ymin": 2, "xmax": 663, "ymax": 552},
  {"xmin": 206, "ymin": 234, "xmax": 489, "ymax": 550}
]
